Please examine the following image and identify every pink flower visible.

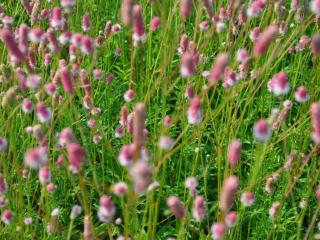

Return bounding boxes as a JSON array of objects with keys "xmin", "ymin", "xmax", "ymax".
[
  {"xmin": 192, "ymin": 195, "xmax": 206, "ymax": 221},
  {"xmin": 112, "ymin": 182, "xmax": 128, "ymax": 196},
  {"xmin": 82, "ymin": 13, "xmax": 91, "ymax": 32},
  {"xmin": 50, "ymin": 7, "xmax": 65, "ymax": 28},
  {"xmin": 28, "ymin": 28, "xmax": 43, "ymax": 43},
  {"xmin": 267, "ymin": 71, "xmax": 290, "ymax": 96},
  {"xmin": 211, "ymin": 222, "xmax": 226, "ymax": 240},
  {"xmin": 247, "ymin": 0, "xmax": 265, "ymax": 17},
  {"xmin": 67, "ymin": 143, "xmax": 85, "ymax": 173},
  {"xmin": 22, "ymin": 98, "xmax": 33, "ymax": 113},
  {"xmin": 253, "ymin": 25, "xmax": 278, "ymax": 57},
  {"xmin": 39, "ymin": 167, "xmax": 51, "ymax": 185},
  {"xmin": 58, "ymin": 31, "xmax": 72, "ymax": 45},
  {"xmin": 70, "ymin": 205, "xmax": 82, "ymax": 219},
  {"xmin": 118, "ymin": 144, "xmax": 135, "ymax": 166},
  {"xmin": 45, "ymin": 83, "xmax": 57, "ymax": 95},
  {"xmin": 132, "ymin": 5, "xmax": 146, "ymax": 46},
  {"xmin": 294, "ymin": 86, "xmax": 309, "ymax": 103},
  {"xmin": 269, "ymin": 201, "xmax": 281, "ymax": 220},
  {"xmin": 316, "ymin": 186, "xmax": 320, "ymax": 200},
  {"xmin": 112, "ymin": 23, "xmax": 122, "ymax": 33},
  {"xmin": 250, "ymin": 27, "xmax": 260, "ymax": 42},
  {"xmin": 0, "ymin": 175, "xmax": 8, "ymax": 195},
  {"xmin": 60, "ymin": 66, "xmax": 73, "ymax": 94},
  {"xmin": 87, "ymin": 119, "xmax": 96, "ymax": 129},
  {"xmin": 150, "ymin": 17, "xmax": 161, "ymax": 32},
  {"xmin": 180, "ymin": 52, "xmax": 195, "ymax": 77},
  {"xmin": 1, "ymin": 209, "xmax": 13, "ymax": 225},
  {"xmin": 0, "ymin": 29, "xmax": 25, "ymax": 62},
  {"xmin": 253, "ymin": 118, "xmax": 271, "ymax": 142},
  {"xmin": 93, "ymin": 69, "xmax": 103, "ymax": 80},
  {"xmin": 130, "ymin": 160, "xmax": 152, "ymax": 193},
  {"xmin": 158, "ymin": 136, "xmax": 174, "ymax": 150},
  {"xmin": 24, "ymin": 147, "xmax": 48, "ymax": 169},
  {"xmin": 26, "ymin": 74, "xmax": 41, "ymax": 90},
  {"xmin": 98, "ymin": 195, "xmax": 115, "ymax": 222},
  {"xmin": 240, "ymin": 192, "xmax": 255, "ymax": 207},
  {"xmin": 180, "ymin": 0, "xmax": 192, "ymax": 19},
  {"xmin": 36, "ymin": 102, "xmax": 51, "ymax": 123},
  {"xmin": 236, "ymin": 48, "xmax": 250, "ymax": 64},
  {"xmin": 164, "ymin": 115, "xmax": 172, "ymax": 127},
  {"xmin": 311, "ymin": 34, "xmax": 320, "ymax": 55},
  {"xmin": 311, "ymin": 103, "xmax": 320, "ymax": 143},
  {"xmin": 80, "ymin": 35, "xmax": 94, "ymax": 55},
  {"xmin": 199, "ymin": 21, "xmax": 210, "ymax": 31},
  {"xmin": 225, "ymin": 211, "xmax": 237, "ymax": 227},
  {"xmin": 210, "ymin": 53, "xmax": 229, "ymax": 84},
  {"xmin": 187, "ymin": 96, "xmax": 203, "ymax": 125},
  {"xmin": 185, "ymin": 176, "xmax": 198, "ymax": 196},
  {"xmin": 311, "ymin": 0, "xmax": 320, "ymax": 15},
  {"xmin": 228, "ymin": 139, "xmax": 242, "ymax": 167},
  {"xmin": 167, "ymin": 196, "xmax": 185, "ymax": 220},
  {"xmin": 219, "ymin": 175, "xmax": 239, "ymax": 211},
  {"xmin": 124, "ymin": 89, "xmax": 135, "ymax": 102}
]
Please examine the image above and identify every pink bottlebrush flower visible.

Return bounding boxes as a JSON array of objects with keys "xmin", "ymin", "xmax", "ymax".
[
  {"xmin": 147, "ymin": 181, "xmax": 160, "ymax": 192},
  {"xmin": 215, "ymin": 21, "xmax": 226, "ymax": 33},
  {"xmin": 130, "ymin": 160, "xmax": 152, "ymax": 193},
  {"xmin": 69, "ymin": 44, "xmax": 77, "ymax": 62},
  {"xmin": 98, "ymin": 195, "xmax": 115, "ymax": 222},
  {"xmin": 132, "ymin": 5, "xmax": 146, "ymax": 46},
  {"xmin": 47, "ymin": 28, "xmax": 60, "ymax": 52},
  {"xmin": 45, "ymin": 83, "xmax": 57, "ymax": 96},
  {"xmin": 80, "ymin": 35, "xmax": 94, "ymax": 55},
  {"xmin": 1, "ymin": 16, "xmax": 13, "ymax": 26},
  {"xmin": 268, "ymin": 71, "xmax": 290, "ymax": 96},
  {"xmin": 269, "ymin": 201, "xmax": 281, "ymax": 220},
  {"xmin": 316, "ymin": 186, "xmax": 320, "ymax": 200},
  {"xmin": 91, "ymin": 107, "xmax": 101, "ymax": 116},
  {"xmin": 185, "ymin": 176, "xmax": 198, "ymax": 196},
  {"xmin": 60, "ymin": 66, "xmax": 73, "ymax": 94},
  {"xmin": 112, "ymin": 23, "xmax": 122, "ymax": 33},
  {"xmin": 70, "ymin": 205, "xmax": 82, "ymax": 219},
  {"xmin": 104, "ymin": 20, "xmax": 113, "ymax": 39},
  {"xmin": 0, "ymin": 197, "xmax": 8, "ymax": 208},
  {"xmin": 0, "ymin": 138, "xmax": 7, "ymax": 152},
  {"xmin": 219, "ymin": 175, "xmax": 239, "ymax": 211},
  {"xmin": 240, "ymin": 192, "xmax": 255, "ymax": 207},
  {"xmin": 24, "ymin": 147, "xmax": 48, "ymax": 169},
  {"xmin": 18, "ymin": 24, "xmax": 29, "ymax": 55},
  {"xmin": 192, "ymin": 195, "xmax": 206, "ymax": 221},
  {"xmin": 47, "ymin": 183, "xmax": 57, "ymax": 192},
  {"xmin": 44, "ymin": 53, "xmax": 52, "ymax": 67},
  {"xmin": 83, "ymin": 95, "xmax": 92, "ymax": 110},
  {"xmin": 236, "ymin": 48, "xmax": 250, "ymax": 64},
  {"xmin": 311, "ymin": 0, "xmax": 320, "ymax": 15},
  {"xmin": 0, "ymin": 175, "xmax": 8, "ymax": 195},
  {"xmin": 210, "ymin": 53, "xmax": 229, "ymax": 84},
  {"xmin": 167, "ymin": 196, "xmax": 185, "ymax": 220},
  {"xmin": 247, "ymin": 0, "xmax": 265, "ymax": 18},
  {"xmin": 36, "ymin": 102, "xmax": 51, "ymax": 123},
  {"xmin": 0, "ymin": 29, "xmax": 25, "ymax": 62},
  {"xmin": 178, "ymin": 34, "xmax": 189, "ymax": 55},
  {"xmin": 15, "ymin": 67, "xmax": 27, "ymax": 91},
  {"xmin": 202, "ymin": 70, "xmax": 210, "ymax": 78},
  {"xmin": 180, "ymin": 0, "xmax": 192, "ymax": 19},
  {"xmin": 265, "ymin": 177, "xmax": 274, "ymax": 194},
  {"xmin": 253, "ymin": 118, "xmax": 271, "ymax": 142},
  {"xmin": 224, "ymin": 69, "xmax": 239, "ymax": 88},
  {"xmin": 124, "ymin": 89, "xmax": 135, "ymax": 102},
  {"xmin": 228, "ymin": 139, "xmax": 242, "ymax": 167},
  {"xmin": 118, "ymin": 144, "xmax": 135, "ymax": 166},
  {"xmin": 50, "ymin": 7, "xmax": 65, "ymax": 28},
  {"xmin": 22, "ymin": 98, "xmax": 33, "ymax": 114},
  {"xmin": 56, "ymin": 154, "xmax": 65, "ymax": 167},
  {"xmin": 121, "ymin": 0, "xmax": 134, "ymax": 26},
  {"xmin": 225, "ymin": 211, "xmax": 237, "ymax": 227},
  {"xmin": 164, "ymin": 115, "xmax": 172, "ymax": 127},
  {"xmin": 180, "ymin": 52, "xmax": 195, "ymax": 77},
  {"xmin": 93, "ymin": 69, "xmax": 103, "ymax": 80},
  {"xmin": 291, "ymin": 0, "xmax": 298, "ymax": 10},
  {"xmin": 219, "ymin": 7, "xmax": 228, "ymax": 20},
  {"xmin": 67, "ymin": 143, "xmax": 85, "ymax": 173},
  {"xmin": 253, "ymin": 25, "xmax": 278, "ymax": 57},
  {"xmin": 112, "ymin": 182, "xmax": 128, "ymax": 196},
  {"xmin": 311, "ymin": 103, "xmax": 320, "ymax": 143},
  {"xmin": 187, "ymin": 96, "xmax": 203, "ymax": 125},
  {"xmin": 150, "ymin": 17, "xmax": 161, "ymax": 32},
  {"xmin": 106, "ymin": 73, "xmax": 114, "ymax": 84},
  {"xmin": 87, "ymin": 119, "xmax": 96, "ymax": 129},
  {"xmin": 120, "ymin": 106, "xmax": 128, "ymax": 126},
  {"xmin": 28, "ymin": 28, "xmax": 43, "ymax": 44},
  {"xmin": 39, "ymin": 166, "xmax": 51, "ymax": 185},
  {"xmin": 80, "ymin": 70, "xmax": 92, "ymax": 96},
  {"xmin": 185, "ymin": 85, "xmax": 195, "ymax": 100},
  {"xmin": 61, "ymin": 0, "xmax": 76, "ymax": 9},
  {"xmin": 283, "ymin": 100, "xmax": 292, "ymax": 109},
  {"xmin": 83, "ymin": 215, "xmax": 93, "ymax": 240},
  {"xmin": 158, "ymin": 136, "xmax": 174, "ymax": 150},
  {"xmin": 82, "ymin": 13, "xmax": 91, "ymax": 32},
  {"xmin": 199, "ymin": 21, "xmax": 210, "ymax": 31},
  {"xmin": 211, "ymin": 222, "xmax": 226, "ymax": 240},
  {"xmin": 311, "ymin": 33, "xmax": 320, "ymax": 56},
  {"xmin": 115, "ymin": 47, "xmax": 122, "ymax": 56},
  {"xmin": 71, "ymin": 64, "xmax": 80, "ymax": 76},
  {"xmin": 203, "ymin": 0, "xmax": 214, "ymax": 18},
  {"xmin": 58, "ymin": 31, "xmax": 72, "ymax": 45},
  {"xmin": 250, "ymin": 27, "xmax": 260, "ymax": 42},
  {"xmin": 92, "ymin": 135, "xmax": 102, "ymax": 144},
  {"xmin": 24, "ymin": 217, "xmax": 32, "ymax": 225},
  {"xmin": 40, "ymin": 9, "xmax": 49, "ymax": 19},
  {"xmin": 115, "ymin": 127, "xmax": 124, "ymax": 138},
  {"xmin": 1, "ymin": 209, "xmax": 13, "ymax": 225},
  {"xmin": 71, "ymin": 33, "xmax": 83, "ymax": 48}
]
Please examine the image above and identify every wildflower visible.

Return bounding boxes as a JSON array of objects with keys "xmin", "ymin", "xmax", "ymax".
[
  {"xmin": 180, "ymin": 0, "xmax": 192, "ymax": 19},
  {"xmin": 0, "ymin": 29, "xmax": 25, "ymax": 62},
  {"xmin": 250, "ymin": 27, "xmax": 260, "ymax": 42},
  {"xmin": 0, "ymin": 175, "xmax": 8, "ymax": 195},
  {"xmin": 311, "ymin": 103, "xmax": 320, "ymax": 143},
  {"xmin": 150, "ymin": 17, "xmax": 161, "ymax": 31},
  {"xmin": 180, "ymin": 52, "xmax": 195, "ymax": 77},
  {"xmin": 124, "ymin": 89, "xmax": 135, "ymax": 102},
  {"xmin": 236, "ymin": 48, "xmax": 250, "ymax": 64},
  {"xmin": 225, "ymin": 211, "xmax": 237, "ymax": 227},
  {"xmin": 1, "ymin": 209, "xmax": 13, "ymax": 225},
  {"xmin": 36, "ymin": 102, "xmax": 51, "ymax": 123},
  {"xmin": 132, "ymin": 5, "xmax": 146, "ymax": 46},
  {"xmin": 158, "ymin": 136, "xmax": 174, "ymax": 150},
  {"xmin": 98, "ymin": 195, "xmax": 115, "ymax": 222},
  {"xmin": 240, "ymin": 192, "xmax": 255, "ymax": 207},
  {"xmin": 167, "ymin": 196, "xmax": 185, "ymax": 220},
  {"xmin": 118, "ymin": 144, "xmax": 135, "ymax": 166},
  {"xmin": 211, "ymin": 222, "xmax": 226, "ymax": 240},
  {"xmin": 311, "ymin": 33, "xmax": 320, "ymax": 55},
  {"xmin": 39, "ymin": 167, "xmax": 51, "ymax": 185},
  {"xmin": 253, "ymin": 118, "xmax": 271, "ymax": 142},
  {"xmin": 219, "ymin": 175, "xmax": 239, "ymax": 211},
  {"xmin": 24, "ymin": 217, "xmax": 32, "ymax": 225},
  {"xmin": 112, "ymin": 182, "xmax": 128, "ymax": 196},
  {"xmin": 187, "ymin": 96, "xmax": 203, "ymax": 125},
  {"xmin": 228, "ymin": 139, "xmax": 242, "ymax": 167},
  {"xmin": 70, "ymin": 205, "xmax": 82, "ymax": 219},
  {"xmin": 247, "ymin": 0, "xmax": 265, "ymax": 18},
  {"xmin": 130, "ymin": 160, "xmax": 152, "ymax": 193},
  {"xmin": 311, "ymin": 0, "xmax": 320, "ymax": 15},
  {"xmin": 50, "ymin": 7, "xmax": 65, "ymax": 28},
  {"xmin": 269, "ymin": 201, "xmax": 281, "ymax": 220},
  {"xmin": 185, "ymin": 177, "xmax": 198, "ymax": 196},
  {"xmin": 294, "ymin": 86, "xmax": 308, "ymax": 103},
  {"xmin": 47, "ymin": 183, "xmax": 57, "ymax": 192},
  {"xmin": 112, "ymin": 24, "xmax": 121, "ymax": 33},
  {"xmin": 199, "ymin": 21, "xmax": 210, "ymax": 31},
  {"xmin": 253, "ymin": 25, "xmax": 278, "ymax": 57},
  {"xmin": 80, "ymin": 36, "xmax": 94, "ymax": 54},
  {"xmin": 164, "ymin": 115, "xmax": 172, "ymax": 127},
  {"xmin": 67, "ymin": 143, "xmax": 85, "ymax": 173},
  {"xmin": 121, "ymin": 0, "xmax": 134, "ymax": 26},
  {"xmin": 24, "ymin": 147, "xmax": 48, "ymax": 169},
  {"xmin": 82, "ymin": 13, "xmax": 91, "ymax": 32},
  {"xmin": 192, "ymin": 195, "xmax": 206, "ymax": 221},
  {"xmin": 210, "ymin": 53, "xmax": 229, "ymax": 84},
  {"xmin": 58, "ymin": 31, "xmax": 72, "ymax": 45}
]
